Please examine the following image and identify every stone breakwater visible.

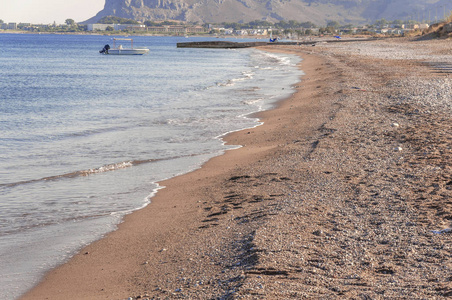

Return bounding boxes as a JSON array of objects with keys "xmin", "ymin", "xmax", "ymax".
[{"xmin": 176, "ymin": 38, "xmax": 379, "ymax": 48}]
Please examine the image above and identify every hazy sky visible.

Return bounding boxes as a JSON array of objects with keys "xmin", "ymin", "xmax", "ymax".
[{"xmin": 1, "ymin": 0, "xmax": 105, "ymax": 24}]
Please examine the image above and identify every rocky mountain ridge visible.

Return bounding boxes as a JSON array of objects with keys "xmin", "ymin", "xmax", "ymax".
[{"xmin": 85, "ymin": 0, "xmax": 448, "ymax": 25}]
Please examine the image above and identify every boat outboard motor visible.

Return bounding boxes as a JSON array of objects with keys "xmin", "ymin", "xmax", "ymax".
[{"xmin": 99, "ymin": 44, "xmax": 110, "ymax": 54}]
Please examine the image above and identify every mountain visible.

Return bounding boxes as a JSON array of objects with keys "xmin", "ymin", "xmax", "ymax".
[{"xmin": 85, "ymin": 0, "xmax": 448, "ymax": 25}]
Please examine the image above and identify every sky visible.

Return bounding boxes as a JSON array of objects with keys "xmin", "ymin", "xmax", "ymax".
[{"xmin": 1, "ymin": 0, "xmax": 105, "ymax": 24}]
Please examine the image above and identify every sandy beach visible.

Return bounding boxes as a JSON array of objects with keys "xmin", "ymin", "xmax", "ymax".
[{"xmin": 21, "ymin": 37, "xmax": 452, "ymax": 299}]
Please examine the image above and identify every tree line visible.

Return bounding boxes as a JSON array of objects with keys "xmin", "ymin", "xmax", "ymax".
[
  {"xmin": 6, "ymin": 14, "xmax": 450, "ymax": 34},
  {"xmin": 94, "ymin": 16, "xmax": 423, "ymax": 30}
]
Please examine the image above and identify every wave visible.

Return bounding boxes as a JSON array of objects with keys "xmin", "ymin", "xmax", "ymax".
[
  {"xmin": 0, "ymin": 151, "xmax": 223, "ymax": 189},
  {"xmin": 0, "ymin": 161, "xmax": 135, "ymax": 188},
  {"xmin": 253, "ymin": 50, "xmax": 298, "ymax": 67},
  {"xmin": 1, "ymin": 124, "xmax": 135, "ymax": 145},
  {"xmin": 1, "ymin": 158, "xmax": 165, "ymax": 188},
  {"xmin": 243, "ymin": 98, "xmax": 263, "ymax": 105},
  {"xmin": 79, "ymin": 161, "xmax": 134, "ymax": 175},
  {"xmin": 215, "ymin": 69, "xmax": 255, "ymax": 87}
]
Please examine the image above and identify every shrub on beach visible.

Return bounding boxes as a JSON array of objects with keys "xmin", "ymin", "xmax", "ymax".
[{"xmin": 420, "ymin": 13, "xmax": 452, "ymax": 39}]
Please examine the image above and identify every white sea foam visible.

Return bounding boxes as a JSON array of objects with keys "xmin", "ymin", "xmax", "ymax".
[
  {"xmin": 83, "ymin": 161, "xmax": 134, "ymax": 175},
  {"xmin": 216, "ymin": 72, "xmax": 254, "ymax": 86},
  {"xmin": 243, "ymin": 98, "xmax": 264, "ymax": 105}
]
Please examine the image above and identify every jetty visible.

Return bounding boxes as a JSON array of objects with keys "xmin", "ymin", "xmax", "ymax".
[{"xmin": 176, "ymin": 38, "xmax": 379, "ymax": 48}]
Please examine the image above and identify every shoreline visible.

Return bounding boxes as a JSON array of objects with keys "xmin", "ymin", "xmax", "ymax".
[
  {"xmin": 21, "ymin": 38, "xmax": 452, "ymax": 299},
  {"xmin": 20, "ymin": 47, "xmax": 322, "ymax": 299}
]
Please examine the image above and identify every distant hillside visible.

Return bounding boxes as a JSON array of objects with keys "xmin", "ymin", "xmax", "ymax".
[{"xmin": 85, "ymin": 0, "xmax": 449, "ymax": 25}]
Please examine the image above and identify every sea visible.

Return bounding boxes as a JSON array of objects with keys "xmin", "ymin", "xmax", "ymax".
[{"xmin": 0, "ymin": 33, "xmax": 303, "ymax": 299}]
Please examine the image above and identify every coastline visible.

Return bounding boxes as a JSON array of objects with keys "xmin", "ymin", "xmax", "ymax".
[
  {"xmin": 20, "ymin": 46, "xmax": 321, "ymax": 299},
  {"xmin": 21, "ymin": 38, "xmax": 452, "ymax": 299}
]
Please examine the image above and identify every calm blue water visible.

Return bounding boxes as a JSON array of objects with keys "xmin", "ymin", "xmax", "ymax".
[{"xmin": 0, "ymin": 33, "xmax": 302, "ymax": 299}]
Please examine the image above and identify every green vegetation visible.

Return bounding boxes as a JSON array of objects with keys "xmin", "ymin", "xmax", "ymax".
[
  {"xmin": 372, "ymin": 18, "xmax": 410, "ymax": 27},
  {"xmin": 144, "ymin": 20, "xmax": 180, "ymax": 27},
  {"xmin": 447, "ymin": 12, "xmax": 452, "ymax": 23},
  {"xmin": 220, "ymin": 19, "xmax": 318, "ymax": 30},
  {"xmin": 15, "ymin": 22, "xmax": 87, "ymax": 33},
  {"xmin": 326, "ymin": 21, "xmax": 340, "ymax": 28},
  {"xmin": 65, "ymin": 19, "xmax": 75, "ymax": 26},
  {"xmin": 98, "ymin": 16, "xmax": 140, "ymax": 24}
]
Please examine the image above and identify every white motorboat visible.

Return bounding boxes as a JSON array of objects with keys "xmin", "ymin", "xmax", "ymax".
[{"xmin": 100, "ymin": 38, "xmax": 149, "ymax": 55}]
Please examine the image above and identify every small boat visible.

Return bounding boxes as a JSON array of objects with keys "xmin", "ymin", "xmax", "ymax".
[{"xmin": 99, "ymin": 38, "xmax": 149, "ymax": 55}]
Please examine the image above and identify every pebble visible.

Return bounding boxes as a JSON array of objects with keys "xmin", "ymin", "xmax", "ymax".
[{"xmin": 312, "ymin": 229, "xmax": 324, "ymax": 236}]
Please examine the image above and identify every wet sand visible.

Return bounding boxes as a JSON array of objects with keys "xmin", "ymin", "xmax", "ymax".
[{"xmin": 21, "ymin": 38, "xmax": 452, "ymax": 299}]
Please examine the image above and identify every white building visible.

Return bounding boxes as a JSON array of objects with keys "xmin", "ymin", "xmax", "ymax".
[
  {"xmin": 1, "ymin": 23, "xmax": 17, "ymax": 30},
  {"xmin": 87, "ymin": 24, "xmax": 111, "ymax": 31},
  {"xmin": 235, "ymin": 29, "xmax": 248, "ymax": 35}
]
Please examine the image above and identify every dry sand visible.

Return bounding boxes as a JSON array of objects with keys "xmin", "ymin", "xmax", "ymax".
[{"xmin": 21, "ymin": 37, "xmax": 452, "ymax": 299}]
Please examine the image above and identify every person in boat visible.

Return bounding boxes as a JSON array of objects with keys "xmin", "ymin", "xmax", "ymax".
[{"xmin": 99, "ymin": 44, "xmax": 110, "ymax": 54}]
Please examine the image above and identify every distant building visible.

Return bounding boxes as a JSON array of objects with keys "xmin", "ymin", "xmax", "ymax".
[
  {"xmin": 146, "ymin": 26, "xmax": 168, "ymax": 33},
  {"xmin": 186, "ymin": 26, "xmax": 205, "ymax": 33},
  {"xmin": 33, "ymin": 24, "xmax": 51, "ymax": 29},
  {"xmin": 1, "ymin": 23, "xmax": 17, "ymax": 30},
  {"xmin": 116, "ymin": 24, "xmax": 146, "ymax": 31},
  {"xmin": 87, "ymin": 24, "xmax": 146, "ymax": 31},
  {"xmin": 401, "ymin": 24, "xmax": 429, "ymax": 31},
  {"xmin": 235, "ymin": 29, "xmax": 248, "ymax": 35},
  {"xmin": 211, "ymin": 27, "xmax": 234, "ymax": 35},
  {"xmin": 18, "ymin": 23, "xmax": 32, "ymax": 30},
  {"xmin": 248, "ymin": 29, "xmax": 268, "ymax": 35},
  {"xmin": 340, "ymin": 28, "xmax": 357, "ymax": 34},
  {"xmin": 87, "ymin": 24, "xmax": 111, "ymax": 31},
  {"xmin": 418, "ymin": 24, "xmax": 430, "ymax": 30},
  {"xmin": 146, "ymin": 25, "xmax": 205, "ymax": 33},
  {"xmin": 2, "ymin": 23, "xmax": 18, "ymax": 30},
  {"xmin": 403, "ymin": 24, "xmax": 419, "ymax": 30},
  {"xmin": 356, "ymin": 26, "xmax": 371, "ymax": 33}
]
